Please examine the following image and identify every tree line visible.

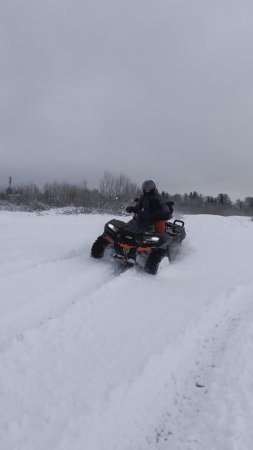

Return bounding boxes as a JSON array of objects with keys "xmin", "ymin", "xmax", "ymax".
[{"xmin": 0, "ymin": 172, "xmax": 253, "ymax": 216}]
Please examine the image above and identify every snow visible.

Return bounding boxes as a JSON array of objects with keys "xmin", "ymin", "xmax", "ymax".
[{"xmin": 0, "ymin": 211, "xmax": 253, "ymax": 450}]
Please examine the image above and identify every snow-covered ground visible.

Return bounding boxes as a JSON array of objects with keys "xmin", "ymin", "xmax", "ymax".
[{"xmin": 0, "ymin": 211, "xmax": 252, "ymax": 450}]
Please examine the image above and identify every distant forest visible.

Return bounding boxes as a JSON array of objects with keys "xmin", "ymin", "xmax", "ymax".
[{"xmin": 0, "ymin": 172, "xmax": 253, "ymax": 216}]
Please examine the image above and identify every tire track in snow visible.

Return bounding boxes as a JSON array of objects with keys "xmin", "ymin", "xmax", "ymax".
[
  {"xmin": 0, "ymin": 247, "xmax": 89, "ymax": 280},
  {"xmin": 0, "ymin": 257, "xmax": 129, "ymax": 353},
  {"xmin": 148, "ymin": 281, "xmax": 253, "ymax": 450},
  {"xmin": 0, "ymin": 267, "xmax": 138, "ymax": 450},
  {"xmin": 64, "ymin": 281, "xmax": 253, "ymax": 450}
]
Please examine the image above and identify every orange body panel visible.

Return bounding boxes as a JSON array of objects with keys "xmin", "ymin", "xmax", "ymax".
[
  {"xmin": 105, "ymin": 235, "xmax": 151, "ymax": 252},
  {"xmin": 119, "ymin": 242, "xmax": 152, "ymax": 252},
  {"xmin": 154, "ymin": 220, "xmax": 166, "ymax": 233}
]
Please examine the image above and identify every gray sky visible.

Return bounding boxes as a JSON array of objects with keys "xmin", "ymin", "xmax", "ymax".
[{"xmin": 1, "ymin": 0, "xmax": 253, "ymax": 199}]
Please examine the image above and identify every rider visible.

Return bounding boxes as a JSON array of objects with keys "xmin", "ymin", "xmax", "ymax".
[{"xmin": 126, "ymin": 180, "xmax": 173, "ymax": 233}]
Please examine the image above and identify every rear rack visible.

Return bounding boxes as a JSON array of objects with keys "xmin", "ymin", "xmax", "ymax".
[{"xmin": 166, "ymin": 219, "xmax": 185, "ymax": 235}]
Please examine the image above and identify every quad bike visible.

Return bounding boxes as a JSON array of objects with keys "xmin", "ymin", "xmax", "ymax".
[{"xmin": 90, "ymin": 217, "xmax": 186, "ymax": 275}]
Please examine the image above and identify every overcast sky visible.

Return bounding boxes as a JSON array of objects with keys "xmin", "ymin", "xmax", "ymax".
[{"xmin": 1, "ymin": 0, "xmax": 253, "ymax": 199}]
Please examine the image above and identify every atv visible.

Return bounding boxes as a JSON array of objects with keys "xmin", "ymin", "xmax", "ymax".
[{"xmin": 90, "ymin": 217, "xmax": 186, "ymax": 275}]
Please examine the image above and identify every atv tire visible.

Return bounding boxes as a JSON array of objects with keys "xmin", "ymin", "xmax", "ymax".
[
  {"xmin": 91, "ymin": 235, "xmax": 108, "ymax": 259},
  {"xmin": 144, "ymin": 249, "xmax": 165, "ymax": 275}
]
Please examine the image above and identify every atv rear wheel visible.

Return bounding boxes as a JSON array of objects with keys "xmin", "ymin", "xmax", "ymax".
[
  {"xmin": 144, "ymin": 249, "xmax": 165, "ymax": 275},
  {"xmin": 91, "ymin": 235, "xmax": 108, "ymax": 259}
]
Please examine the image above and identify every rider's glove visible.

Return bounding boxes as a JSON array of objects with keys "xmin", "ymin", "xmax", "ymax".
[{"xmin": 126, "ymin": 206, "xmax": 134, "ymax": 213}]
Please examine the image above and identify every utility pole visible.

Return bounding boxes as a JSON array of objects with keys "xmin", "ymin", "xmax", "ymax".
[{"xmin": 7, "ymin": 176, "xmax": 12, "ymax": 195}]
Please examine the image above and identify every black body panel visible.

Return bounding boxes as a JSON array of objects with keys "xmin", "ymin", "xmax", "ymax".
[
  {"xmin": 92, "ymin": 218, "xmax": 186, "ymax": 273},
  {"xmin": 104, "ymin": 219, "xmax": 185, "ymax": 250}
]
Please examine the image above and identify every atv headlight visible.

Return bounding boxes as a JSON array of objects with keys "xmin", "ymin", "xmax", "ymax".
[
  {"xmin": 144, "ymin": 236, "xmax": 160, "ymax": 243},
  {"xmin": 108, "ymin": 223, "xmax": 118, "ymax": 232}
]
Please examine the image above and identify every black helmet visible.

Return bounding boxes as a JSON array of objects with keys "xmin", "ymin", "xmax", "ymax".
[{"xmin": 142, "ymin": 180, "xmax": 156, "ymax": 193}]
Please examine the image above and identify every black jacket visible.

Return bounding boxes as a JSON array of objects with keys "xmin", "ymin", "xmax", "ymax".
[{"xmin": 127, "ymin": 189, "xmax": 173, "ymax": 225}]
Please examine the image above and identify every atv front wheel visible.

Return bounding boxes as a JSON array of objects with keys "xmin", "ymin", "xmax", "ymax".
[
  {"xmin": 144, "ymin": 249, "xmax": 165, "ymax": 275},
  {"xmin": 91, "ymin": 235, "xmax": 108, "ymax": 259}
]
